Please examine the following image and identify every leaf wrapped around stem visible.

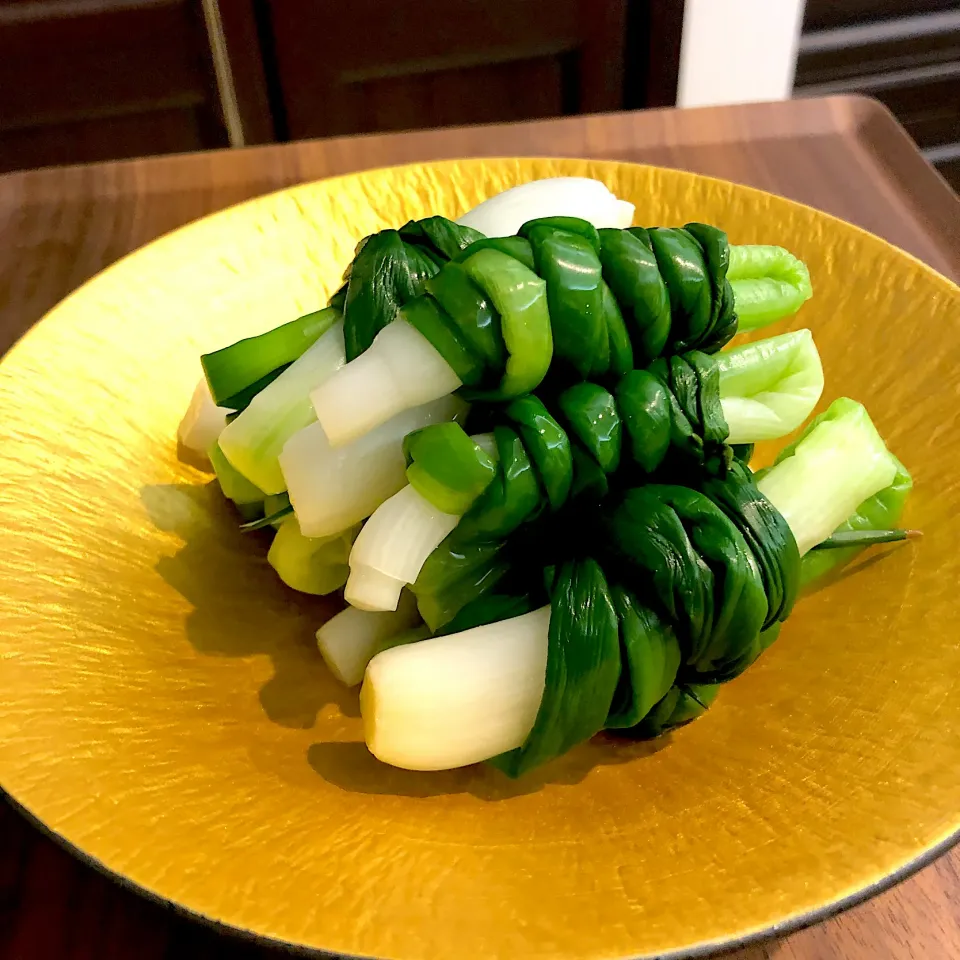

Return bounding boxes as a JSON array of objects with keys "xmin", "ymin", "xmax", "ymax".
[{"xmin": 313, "ymin": 216, "xmax": 814, "ymax": 446}]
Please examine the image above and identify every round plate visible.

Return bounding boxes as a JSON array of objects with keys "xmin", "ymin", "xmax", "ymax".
[{"xmin": 1, "ymin": 159, "xmax": 959, "ymax": 960}]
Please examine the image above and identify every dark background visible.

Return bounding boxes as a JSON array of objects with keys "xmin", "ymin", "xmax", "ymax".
[
  {"xmin": 1, "ymin": 2, "xmax": 960, "ymax": 959},
  {"xmin": 0, "ymin": 0, "xmax": 957, "ymax": 188}
]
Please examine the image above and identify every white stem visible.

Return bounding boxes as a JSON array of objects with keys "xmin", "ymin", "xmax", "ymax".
[
  {"xmin": 456, "ymin": 177, "xmax": 635, "ymax": 237},
  {"xmin": 218, "ymin": 321, "xmax": 345, "ymax": 493},
  {"xmin": 311, "ymin": 319, "xmax": 462, "ymax": 448},
  {"xmin": 362, "ymin": 607, "xmax": 550, "ymax": 771},
  {"xmin": 178, "ymin": 378, "xmax": 229, "ymax": 467},
  {"xmin": 717, "ymin": 329, "xmax": 824, "ymax": 444},
  {"xmin": 344, "ymin": 432, "xmax": 498, "ymax": 612},
  {"xmin": 317, "ymin": 591, "xmax": 421, "ymax": 687},
  {"xmin": 345, "ymin": 485, "xmax": 461, "ymax": 612},
  {"xmin": 757, "ymin": 400, "xmax": 898, "ymax": 555},
  {"xmin": 279, "ymin": 395, "xmax": 466, "ymax": 539}
]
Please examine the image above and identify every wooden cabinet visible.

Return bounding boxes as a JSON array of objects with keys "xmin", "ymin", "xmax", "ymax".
[
  {"xmin": 0, "ymin": 0, "xmax": 683, "ymax": 173},
  {"xmin": 0, "ymin": 0, "xmax": 232, "ymax": 173},
  {"xmin": 795, "ymin": 1, "xmax": 960, "ymax": 192},
  {"xmin": 264, "ymin": 0, "xmax": 628, "ymax": 139},
  {"xmin": 803, "ymin": 0, "xmax": 958, "ymax": 31}
]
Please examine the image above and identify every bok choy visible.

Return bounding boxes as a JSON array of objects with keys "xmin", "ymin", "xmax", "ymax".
[{"xmin": 178, "ymin": 179, "xmax": 914, "ymax": 779}]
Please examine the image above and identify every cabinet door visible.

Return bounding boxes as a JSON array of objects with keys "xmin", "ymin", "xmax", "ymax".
[
  {"xmin": 0, "ymin": 0, "xmax": 227, "ymax": 173},
  {"xmin": 265, "ymin": 0, "xmax": 627, "ymax": 139}
]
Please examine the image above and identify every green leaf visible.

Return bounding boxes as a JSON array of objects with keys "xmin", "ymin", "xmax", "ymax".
[
  {"xmin": 201, "ymin": 307, "xmax": 338, "ymax": 410},
  {"xmin": 491, "ymin": 558, "xmax": 620, "ymax": 777},
  {"xmin": 455, "ymin": 236, "xmax": 536, "ymax": 272},
  {"xmin": 602, "ymin": 282, "xmax": 634, "ymax": 378},
  {"xmin": 615, "ymin": 369, "xmax": 672, "ymax": 474},
  {"xmin": 343, "ymin": 230, "xmax": 439, "ymax": 360},
  {"xmin": 683, "ymin": 222, "xmax": 736, "ymax": 353},
  {"xmin": 403, "ymin": 422, "xmax": 497, "ymax": 515},
  {"xmin": 412, "ymin": 531, "xmax": 510, "ymax": 631},
  {"xmin": 812, "ymin": 528, "xmax": 916, "ymax": 549},
  {"xmin": 648, "ymin": 227, "xmax": 714, "ymax": 352},
  {"xmin": 436, "ymin": 592, "xmax": 538, "ymax": 636},
  {"xmin": 457, "ymin": 427, "xmax": 542, "ymax": 540},
  {"xmin": 650, "ymin": 485, "xmax": 768, "ymax": 683},
  {"xmin": 702, "ymin": 461, "xmax": 800, "ymax": 629},
  {"xmin": 602, "ymin": 487, "xmax": 714, "ymax": 662},
  {"xmin": 240, "ymin": 503, "xmax": 293, "ymax": 531},
  {"xmin": 426, "ymin": 262, "xmax": 505, "ymax": 373},
  {"xmin": 630, "ymin": 683, "xmax": 721, "ymax": 739},
  {"xmin": 461, "ymin": 248, "xmax": 553, "ymax": 399},
  {"xmin": 727, "ymin": 244, "xmax": 813, "ymax": 332},
  {"xmin": 605, "ymin": 587, "xmax": 681, "ymax": 729},
  {"xmin": 522, "ymin": 221, "xmax": 606, "ymax": 379},
  {"xmin": 504, "ymin": 396, "xmax": 573, "ymax": 511},
  {"xmin": 557, "ymin": 382, "xmax": 622, "ymax": 475},
  {"xmin": 400, "ymin": 296, "xmax": 485, "ymax": 386},
  {"xmin": 598, "ymin": 228, "xmax": 671, "ymax": 366},
  {"xmin": 399, "ymin": 216, "xmax": 485, "ymax": 261}
]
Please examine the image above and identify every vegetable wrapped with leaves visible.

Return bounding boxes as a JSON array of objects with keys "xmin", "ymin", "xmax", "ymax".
[
  {"xmin": 361, "ymin": 399, "xmax": 908, "ymax": 774},
  {"xmin": 347, "ymin": 331, "xmax": 823, "ymax": 618},
  {"xmin": 312, "ymin": 217, "xmax": 812, "ymax": 446},
  {"xmin": 179, "ymin": 180, "xmax": 915, "ymax": 782}
]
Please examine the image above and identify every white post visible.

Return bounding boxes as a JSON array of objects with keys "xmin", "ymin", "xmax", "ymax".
[{"xmin": 677, "ymin": 0, "xmax": 807, "ymax": 108}]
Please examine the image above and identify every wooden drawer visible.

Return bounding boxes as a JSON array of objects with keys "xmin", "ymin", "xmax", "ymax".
[
  {"xmin": 796, "ymin": 16, "xmax": 960, "ymax": 86},
  {"xmin": 796, "ymin": 9, "xmax": 960, "ymax": 153},
  {"xmin": 804, "ymin": 0, "xmax": 958, "ymax": 31}
]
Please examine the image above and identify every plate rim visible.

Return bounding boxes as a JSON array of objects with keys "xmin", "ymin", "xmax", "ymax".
[
  {"xmin": 2, "ymin": 155, "xmax": 959, "ymax": 959},
  {"xmin": 6, "ymin": 784, "xmax": 957, "ymax": 960}
]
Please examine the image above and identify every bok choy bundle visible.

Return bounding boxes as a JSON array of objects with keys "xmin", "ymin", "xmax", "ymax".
[{"xmin": 178, "ymin": 177, "xmax": 914, "ymax": 777}]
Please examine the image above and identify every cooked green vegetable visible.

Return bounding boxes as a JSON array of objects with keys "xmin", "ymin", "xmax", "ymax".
[
  {"xmin": 716, "ymin": 329, "xmax": 824, "ymax": 444},
  {"xmin": 202, "ymin": 307, "xmax": 339, "ymax": 410},
  {"xmin": 756, "ymin": 397, "xmax": 912, "ymax": 583},
  {"xmin": 605, "ymin": 588, "xmax": 681, "ymax": 729},
  {"xmin": 491, "ymin": 559, "xmax": 620, "ymax": 777},
  {"xmin": 460, "ymin": 248, "xmax": 553, "ymax": 399},
  {"xmin": 240, "ymin": 495, "xmax": 293, "ymax": 531},
  {"xmin": 354, "ymin": 330, "xmax": 822, "ymax": 620},
  {"xmin": 208, "ymin": 440, "xmax": 264, "ymax": 521},
  {"xmin": 314, "ymin": 217, "xmax": 814, "ymax": 447},
  {"xmin": 181, "ymin": 184, "xmax": 914, "ymax": 780},
  {"xmin": 343, "ymin": 219, "xmax": 483, "ymax": 360},
  {"xmin": 755, "ymin": 397, "xmax": 900, "ymax": 556},
  {"xmin": 602, "ymin": 483, "xmax": 776, "ymax": 685},
  {"xmin": 404, "ymin": 423, "xmax": 497, "ymax": 516},
  {"xmin": 727, "ymin": 244, "xmax": 813, "ymax": 332},
  {"xmin": 268, "ymin": 518, "xmax": 357, "ymax": 595},
  {"xmin": 217, "ymin": 320, "xmax": 346, "ymax": 494}
]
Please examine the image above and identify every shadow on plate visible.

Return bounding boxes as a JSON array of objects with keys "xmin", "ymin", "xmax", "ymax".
[
  {"xmin": 142, "ymin": 476, "xmax": 681, "ymax": 801},
  {"xmin": 141, "ymin": 479, "xmax": 356, "ymax": 729},
  {"xmin": 307, "ymin": 734, "xmax": 674, "ymax": 801},
  {"xmin": 801, "ymin": 547, "xmax": 902, "ymax": 598}
]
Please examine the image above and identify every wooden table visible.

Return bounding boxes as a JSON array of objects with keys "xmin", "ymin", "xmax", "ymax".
[{"xmin": 1, "ymin": 96, "xmax": 959, "ymax": 960}]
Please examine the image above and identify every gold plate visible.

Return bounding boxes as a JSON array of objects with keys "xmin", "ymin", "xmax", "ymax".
[{"xmin": 1, "ymin": 159, "xmax": 959, "ymax": 960}]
